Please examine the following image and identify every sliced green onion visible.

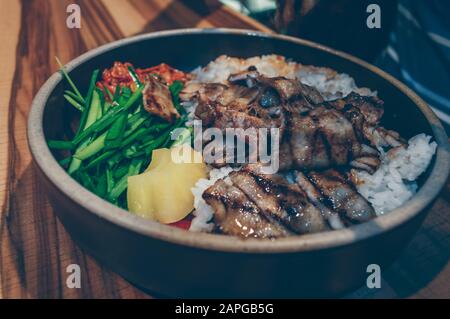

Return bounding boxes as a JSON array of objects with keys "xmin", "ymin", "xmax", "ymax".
[
  {"xmin": 77, "ymin": 170, "xmax": 96, "ymax": 192},
  {"xmin": 96, "ymin": 173, "xmax": 107, "ymax": 198},
  {"xmin": 120, "ymin": 127, "xmax": 151, "ymax": 147},
  {"xmin": 105, "ymin": 112, "xmax": 127, "ymax": 149},
  {"xmin": 74, "ymin": 131, "xmax": 107, "ymax": 160},
  {"xmin": 118, "ymin": 86, "xmax": 132, "ymax": 105},
  {"xmin": 68, "ymin": 158, "xmax": 82, "ymax": 175},
  {"xmin": 124, "ymin": 115, "xmax": 152, "ymax": 138},
  {"xmin": 104, "ymin": 85, "xmax": 114, "ymax": 102},
  {"xmin": 55, "ymin": 57, "xmax": 85, "ymax": 104},
  {"xmin": 114, "ymin": 164, "xmax": 129, "ymax": 180},
  {"xmin": 107, "ymin": 153, "xmax": 122, "ymax": 167},
  {"xmin": 75, "ymin": 69, "xmax": 100, "ymax": 136},
  {"xmin": 123, "ymin": 145, "xmax": 139, "ymax": 158},
  {"xmin": 85, "ymin": 90, "xmax": 102, "ymax": 129},
  {"xmin": 108, "ymin": 158, "xmax": 143, "ymax": 201},
  {"xmin": 106, "ymin": 168, "xmax": 114, "ymax": 193},
  {"xmin": 48, "ymin": 140, "xmax": 75, "ymax": 150},
  {"xmin": 64, "ymin": 94, "xmax": 84, "ymax": 112},
  {"xmin": 83, "ymin": 150, "xmax": 115, "ymax": 170},
  {"xmin": 128, "ymin": 66, "xmax": 143, "ymax": 88},
  {"xmin": 113, "ymin": 84, "xmax": 121, "ymax": 103},
  {"xmin": 169, "ymin": 80, "xmax": 183, "ymax": 97},
  {"xmin": 64, "ymin": 90, "xmax": 85, "ymax": 105},
  {"xmin": 72, "ymin": 85, "xmax": 144, "ymax": 145},
  {"xmin": 68, "ymin": 135, "xmax": 93, "ymax": 175},
  {"xmin": 169, "ymin": 80, "xmax": 184, "ymax": 114}
]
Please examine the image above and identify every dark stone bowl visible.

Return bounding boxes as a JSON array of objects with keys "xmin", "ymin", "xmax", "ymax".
[{"xmin": 27, "ymin": 29, "xmax": 450, "ymax": 298}]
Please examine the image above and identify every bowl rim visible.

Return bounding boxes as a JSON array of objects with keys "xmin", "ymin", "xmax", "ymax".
[{"xmin": 28, "ymin": 28, "xmax": 450, "ymax": 253}]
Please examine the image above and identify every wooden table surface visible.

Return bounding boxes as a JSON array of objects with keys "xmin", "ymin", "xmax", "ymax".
[{"xmin": 0, "ymin": 0, "xmax": 448, "ymax": 299}]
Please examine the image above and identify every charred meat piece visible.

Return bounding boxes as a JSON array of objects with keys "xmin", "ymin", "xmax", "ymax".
[
  {"xmin": 202, "ymin": 179, "xmax": 291, "ymax": 238},
  {"xmin": 232, "ymin": 166, "xmax": 329, "ymax": 234},
  {"xmin": 227, "ymin": 66, "xmax": 260, "ymax": 87},
  {"xmin": 258, "ymin": 76, "xmax": 304, "ymax": 101},
  {"xmin": 295, "ymin": 171, "xmax": 345, "ymax": 229},
  {"xmin": 228, "ymin": 68, "xmax": 323, "ymax": 113},
  {"xmin": 327, "ymin": 93, "xmax": 406, "ymax": 149},
  {"xmin": 284, "ymin": 92, "xmax": 383, "ymax": 171},
  {"xmin": 185, "ymin": 81, "xmax": 278, "ymax": 131},
  {"xmin": 193, "ymin": 101, "xmax": 217, "ymax": 126},
  {"xmin": 327, "ymin": 92, "xmax": 384, "ymax": 125},
  {"xmin": 310, "ymin": 106, "xmax": 362, "ymax": 165},
  {"xmin": 362, "ymin": 124, "xmax": 407, "ymax": 148},
  {"xmin": 228, "ymin": 171, "xmax": 281, "ymax": 220},
  {"xmin": 288, "ymin": 107, "xmax": 362, "ymax": 170},
  {"xmin": 297, "ymin": 83, "xmax": 325, "ymax": 105},
  {"xmin": 307, "ymin": 170, "xmax": 376, "ymax": 224},
  {"xmin": 278, "ymin": 138, "xmax": 294, "ymax": 171},
  {"xmin": 350, "ymin": 156, "xmax": 381, "ymax": 174},
  {"xmin": 360, "ymin": 143, "xmax": 379, "ymax": 156},
  {"xmin": 258, "ymin": 76, "xmax": 324, "ymax": 104},
  {"xmin": 180, "ymin": 82, "xmax": 227, "ymax": 103},
  {"xmin": 258, "ymin": 87, "xmax": 281, "ymax": 109},
  {"xmin": 288, "ymin": 113, "xmax": 328, "ymax": 169},
  {"xmin": 213, "ymin": 106, "xmax": 272, "ymax": 132},
  {"xmin": 181, "ymin": 70, "xmax": 408, "ymax": 171},
  {"xmin": 197, "ymin": 103, "xmax": 284, "ymax": 168},
  {"xmin": 143, "ymin": 76, "xmax": 180, "ymax": 123},
  {"xmin": 219, "ymin": 87, "xmax": 260, "ymax": 110},
  {"xmin": 181, "ymin": 82, "xmax": 259, "ymax": 108},
  {"xmin": 202, "ymin": 165, "xmax": 378, "ymax": 238}
]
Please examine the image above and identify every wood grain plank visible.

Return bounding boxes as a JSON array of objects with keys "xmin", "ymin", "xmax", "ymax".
[
  {"xmin": 0, "ymin": 0, "xmax": 22, "ymax": 299},
  {"xmin": 101, "ymin": 0, "xmax": 165, "ymax": 37},
  {"xmin": 0, "ymin": 0, "xmax": 22, "ymax": 220}
]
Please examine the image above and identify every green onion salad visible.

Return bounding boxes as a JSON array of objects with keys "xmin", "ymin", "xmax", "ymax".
[{"xmin": 48, "ymin": 60, "xmax": 189, "ymax": 209}]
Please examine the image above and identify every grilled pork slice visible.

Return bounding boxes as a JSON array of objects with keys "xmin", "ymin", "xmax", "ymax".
[
  {"xmin": 181, "ymin": 67, "xmax": 406, "ymax": 172},
  {"xmin": 181, "ymin": 82, "xmax": 259, "ymax": 109},
  {"xmin": 202, "ymin": 165, "xmax": 378, "ymax": 238},
  {"xmin": 202, "ymin": 179, "xmax": 291, "ymax": 238},
  {"xmin": 362, "ymin": 124, "xmax": 406, "ymax": 148},
  {"xmin": 310, "ymin": 106, "xmax": 362, "ymax": 165},
  {"xmin": 326, "ymin": 93, "xmax": 406, "ymax": 149},
  {"xmin": 227, "ymin": 66, "xmax": 260, "ymax": 86},
  {"xmin": 327, "ymin": 92, "xmax": 384, "ymax": 125},
  {"xmin": 227, "ymin": 69, "xmax": 324, "ymax": 105},
  {"xmin": 349, "ymin": 156, "xmax": 381, "ymax": 174},
  {"xmin": 288, "ymin": 113, "xmax": 325, "ymax": 169},
  {"xmin": 180, "ymin": 82, "xmax": 227, "ymax": 103},
  {"xmin": 307, "ymin": 170, "xmax": 376, "ymax": 224},
  {"xmin": 295, "ymin": 171, "xmax": 345, "ymax": 230},
  {"xmin": 287, "ymin": 106, "xmax": 362, "ymax": 170},
  {"xmin": 257, "ymin": 76, "xmax": 324, "ymax": 105},
  {"xmin": 230, "ymin": 167, "xmax": 329, "ymax": 234},
  {"xmin": 143, "ymin": 76, "xmax": 180, "ymax": 123}
]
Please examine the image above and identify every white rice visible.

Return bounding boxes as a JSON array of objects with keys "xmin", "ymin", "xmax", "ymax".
[
  {"xmin": 354, "ymin": 134, "xmax": 437, "ymax": 215},
  {"xmin": 190, "ymin": 166, "xmax": 237, "ymax": 232},
  {"xmin": 190, "ymin": 54, "xmax": 376, "ymax": 100},
  {"xmin": 186, "ymin": 55, "xmax": 437, "ymax": 232}
]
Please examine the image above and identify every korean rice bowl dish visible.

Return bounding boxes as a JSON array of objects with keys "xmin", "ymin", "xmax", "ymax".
[{"xmin": 49, "ymin": 54, "xmax": 437, "ymax": 239}]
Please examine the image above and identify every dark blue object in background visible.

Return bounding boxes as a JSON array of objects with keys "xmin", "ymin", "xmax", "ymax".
[{"xmin": 376, "ymin": 0, "xmax": 450, "ymax": 130}]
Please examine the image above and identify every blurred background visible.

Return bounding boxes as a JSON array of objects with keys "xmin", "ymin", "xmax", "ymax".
[{"xmin": 222, "ymin": 0, "xmax": 450, "ymax": 131}]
